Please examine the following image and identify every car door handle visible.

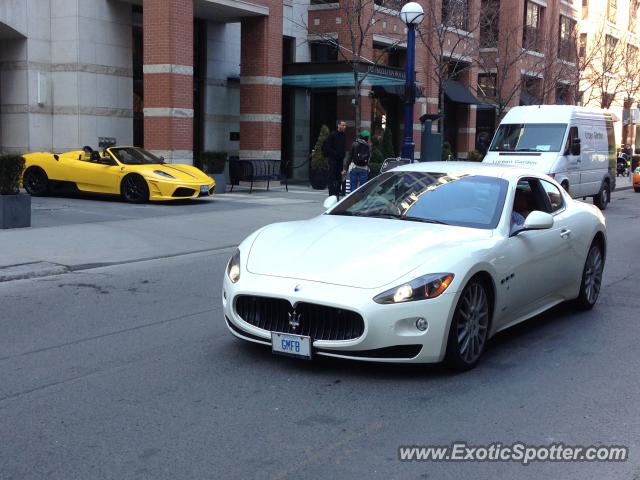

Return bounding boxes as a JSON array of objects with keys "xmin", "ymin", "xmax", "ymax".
[{"xmin": 560, "ymin": 228, "xmax": 571, "ymax": 238}]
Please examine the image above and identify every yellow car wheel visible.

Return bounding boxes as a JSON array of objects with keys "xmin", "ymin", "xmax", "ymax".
[
  {"xmin": 121, "ymin": 174, "xmax": 149, "ymax": 204},
  {"xmin": 23, "ymin": 167, "xmax": 50, "ymax": 196}
]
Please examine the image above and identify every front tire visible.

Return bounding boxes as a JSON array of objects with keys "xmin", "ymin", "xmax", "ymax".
[
  {"xmin": 121, "ymin": 175, "xmax": 149, "ymax": 203},
  {"xmin": 593, "ymin": 181, "xmax": 610, "ymax": 210},
  {"xmin": 445, "ymin": 280, "xmax": 490, "ymax": 371},
  {"xmin": 573, "ymin": 242, "xmax": 604, "ymax": 310},
  {"xmin": 23, "ymin": 167, "xmax": 50, "ymax": 196},
  {"xmin": 634, "ymin": 187, "xmax": 640, "ymax": 193}
]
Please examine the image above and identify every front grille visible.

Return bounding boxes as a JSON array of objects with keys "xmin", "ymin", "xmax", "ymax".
[
  {"xmin": 173, "ymin": 187, "xmax": 196, "ymax": 197},
  {"xmin": 235, "ymin": 295, "xmax": 364, "ymax": 341}
]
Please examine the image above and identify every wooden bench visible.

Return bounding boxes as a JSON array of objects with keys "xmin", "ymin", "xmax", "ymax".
[{"xmin": 229, "ymin": 159, "xmax": 288, "ymax": 193}]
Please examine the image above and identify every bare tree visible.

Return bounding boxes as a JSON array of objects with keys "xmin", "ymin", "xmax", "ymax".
[
  {"xmin": 577, "ymin": 20, "xmax": 628, "ymax": 109},
  {"xmin": 417, "ymin": 0, "xmax": 480, "ymax": 138},
  {"xmin": 297, "ymin": 0, "xmax": 405, "ymax": 131},
  {"xmin": 474, "ymin": 0, "xmax": 532, "ymax": 120}
]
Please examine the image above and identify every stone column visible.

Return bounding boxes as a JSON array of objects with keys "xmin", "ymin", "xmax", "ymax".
[
  {"xmin": 239, "ymin": 7, "xmax": 283, "ymax": 160},
  {"xmin": 142, "ymin": 0, "xmax": 193, "ymax": 164}
]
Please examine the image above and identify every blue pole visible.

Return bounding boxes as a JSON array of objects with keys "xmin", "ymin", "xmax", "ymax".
[{"xmin": 401, "ymin": 24, "xmax": 416, "ymax": 161}]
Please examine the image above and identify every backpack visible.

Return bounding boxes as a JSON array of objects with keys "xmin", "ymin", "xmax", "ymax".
[{"xmin": 352, "ymin": 139, "xmax": 370, "ymax": 166}]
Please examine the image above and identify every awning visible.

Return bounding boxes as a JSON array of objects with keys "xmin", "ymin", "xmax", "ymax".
[
  {"xmin": 282, "ymin": 61, "xmax": 406, "ymax": 89},
  {"xmin": 443, "ymin": 80, "xmax": 483, "ymax": 105},
  {"xmin": 520, "ymin": 91, "xmax": 541, "ymax": 106}
]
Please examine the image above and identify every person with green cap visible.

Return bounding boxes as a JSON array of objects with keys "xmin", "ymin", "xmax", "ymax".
[{"xmin": 344, "ymin": 129, "xmax": 371, "ymax": 192}]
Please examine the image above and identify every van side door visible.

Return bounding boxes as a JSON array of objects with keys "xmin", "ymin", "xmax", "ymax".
[{"xmin": 563, "ymin": 125, "xmax": 581, "ymax": 195}]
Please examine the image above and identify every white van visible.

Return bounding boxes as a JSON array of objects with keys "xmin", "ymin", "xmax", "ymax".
[{"xmin": 483, "ymin": 105, "xmax": 616, "ymax": 209}]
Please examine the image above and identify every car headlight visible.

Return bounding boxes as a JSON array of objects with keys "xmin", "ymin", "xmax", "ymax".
[
  {"xmin": 227, "ymin": 249, "xmax": 241, "ymax": 283},
  {"xmin": 153, "ymin": 170, "xmax": 175, "ymax": 179},
  {"xmin": 373, "ymin": 273, "xmax": 454, "ymax": 304}
]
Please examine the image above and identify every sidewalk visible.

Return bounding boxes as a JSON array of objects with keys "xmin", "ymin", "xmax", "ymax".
[{"xmin": 0, "ymin": 186, "xmax": 326, "ymax": 282}]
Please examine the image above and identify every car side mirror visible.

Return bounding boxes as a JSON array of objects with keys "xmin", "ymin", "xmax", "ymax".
[
  {"xmin": 571, "ymin": 138, "xmax": 581, "ymax": 156},
  {"xmin": 323, "ymin": 195, "xmax": 338, "ymax": 210},
  {"xmin": 522, "ymin": 211, "xmax": 554, "ymax": 231}
]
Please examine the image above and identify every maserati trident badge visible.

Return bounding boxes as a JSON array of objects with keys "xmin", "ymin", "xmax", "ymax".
[{"xmin": 288, "ymin": 310, "xmax": 301, "ymax": 331}]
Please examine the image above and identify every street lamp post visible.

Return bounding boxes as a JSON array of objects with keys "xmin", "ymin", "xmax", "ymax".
[{"xmin": 399, "ymin": 2, "xmax": 424, "ymax": 161}]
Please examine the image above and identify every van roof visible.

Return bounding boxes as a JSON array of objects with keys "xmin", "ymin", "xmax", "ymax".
[{"xmin": 501, "ymin": 105, "xmax": 615, "ymax": 124}]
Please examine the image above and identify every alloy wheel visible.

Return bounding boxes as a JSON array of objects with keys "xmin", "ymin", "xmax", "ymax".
[
  {"xmin": 456, "ymin": 283, "xmax": 489, "ymax": 365},
  {"xmin": 583, "ymin": 246, "xmax": 603, "ymax": 305},
  {"xmin": 122, "ymin": 176, "xmax": 148, "ymax": 203},
  {"xmin": 24, "ymin": 169, "xmax": 48, "ymax": 196}
]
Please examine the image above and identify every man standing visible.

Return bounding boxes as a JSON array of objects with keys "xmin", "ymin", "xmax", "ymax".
[
  {"xmin": 324, "ymin": 120, "xmax": 347, "ymax": 198},
  {"xmin": 345, "ymin": 130, "xmax": 371, "ymax": 192}
]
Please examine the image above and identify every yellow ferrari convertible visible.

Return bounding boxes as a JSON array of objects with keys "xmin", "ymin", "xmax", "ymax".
[{"xmin": 22, "ymin": 146, "xmax": 215, "ymax": 203}]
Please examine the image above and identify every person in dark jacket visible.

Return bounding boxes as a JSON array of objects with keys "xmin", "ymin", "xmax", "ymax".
[
  {"xmin": 345, "ymin": 130, "xmax": 371, "ymax": 192},
  {"xmin": 325, "ymin": 120, "xmax": 347, "ymax": 198}
]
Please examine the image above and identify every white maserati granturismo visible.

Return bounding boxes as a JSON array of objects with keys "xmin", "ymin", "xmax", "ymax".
[{"xmin": 223, "ymin": 162, "xmax": 606, "ymax": 370}]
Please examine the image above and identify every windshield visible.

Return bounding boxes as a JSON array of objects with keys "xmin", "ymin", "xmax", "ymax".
[
  {"xmin": 329, "ymin": 171, "xmax": 508, "ymax": 229},
  {"xmin": 109, "ymin": 147, "xmax": 164, "ymax": 165},
  {"xmin": 489, "ymin": 123, "xmax": 567, "ymax": 152}
]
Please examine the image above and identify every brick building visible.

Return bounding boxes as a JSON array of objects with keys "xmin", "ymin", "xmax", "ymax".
[
  {"xmin": 0, "ymin": 0, "xmax": 592, "ymax": 176},
  {"xmin": 578, "ymin": 0, "xmax": 640, "ymax": 148}
]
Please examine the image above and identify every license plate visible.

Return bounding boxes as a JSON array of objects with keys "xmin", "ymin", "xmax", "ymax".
[
  {"xmin": 200, "ymin": 185, "xmax": 209, "ymax": 193},
  {"xmin": 271, "ymin": 332, "xmax": 312, "ymax": 359}
]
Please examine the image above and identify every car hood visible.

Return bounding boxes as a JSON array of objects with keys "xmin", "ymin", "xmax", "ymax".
[
  {"xmin": 246, "ymin": 215, "xmax": 493, "ymax": 289},
  {"xmin": 126, "ymin": 163, "xmax": 211, "ymax": 182}
]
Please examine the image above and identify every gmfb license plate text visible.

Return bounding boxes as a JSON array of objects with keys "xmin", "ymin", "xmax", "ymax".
[{"xmin": 271, "ymin": 333, "xmax": 312, "ymax": 359}]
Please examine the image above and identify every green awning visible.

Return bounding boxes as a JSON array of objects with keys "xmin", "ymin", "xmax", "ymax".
[{"xmin": 282, "ymin": 61, "xmax": 406, "ymax": 88}]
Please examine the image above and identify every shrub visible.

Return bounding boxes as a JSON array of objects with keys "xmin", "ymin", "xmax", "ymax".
[
  {"xmin": 369, "ymin": 161, "xmax": 382, "ymax": 177},
  {"xmin": 441, "ymin": 142, "xmax": 453, "ymax": 161},
  {"xmin": 201, "ymin": 151, "xmax": 227, "ymax": 174},
  {"xmin": 0, "ymin": 154, "xmax": 25, "ymax": 195},
  {"xmin": 311, "ymin": 124, "xmax": 330, "ymax": 170},
  {"xmin": 381, "ymin": 127, "xmax": 395, "ymax": 159},
  {"xmin": 467, "ymin": 149, "xmax": 483, "ymax": 162}
]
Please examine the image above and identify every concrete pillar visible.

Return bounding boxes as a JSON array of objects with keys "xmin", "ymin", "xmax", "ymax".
[{"xmin": 142, "ymin": 0, "xmax": 193, "ymax": 164}]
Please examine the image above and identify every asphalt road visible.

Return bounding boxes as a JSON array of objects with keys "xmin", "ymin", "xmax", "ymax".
[{"xmin": 1, "ymin": 190, "xmax": 639, "ymax": 479}]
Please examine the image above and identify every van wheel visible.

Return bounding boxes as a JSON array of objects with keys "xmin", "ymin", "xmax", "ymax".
[
  {"xmin": 593, "ymin": 181, "xmax": 610, "ymax": 210},
  {"xmin": 561, "ymin": 181, "xmax": 569, "ymax": 193}
]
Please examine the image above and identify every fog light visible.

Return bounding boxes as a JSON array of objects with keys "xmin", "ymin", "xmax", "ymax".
[{"xmin": 415, "ymin": 317, "xmax": 428, "ymax": 331}]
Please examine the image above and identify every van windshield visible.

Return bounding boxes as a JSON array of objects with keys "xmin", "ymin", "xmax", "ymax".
[{"xmin": 489, "ymin": 123, "xmax": 567, "ymax": 152}]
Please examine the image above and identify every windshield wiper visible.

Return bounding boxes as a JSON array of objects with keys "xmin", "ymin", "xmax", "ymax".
[
  {"xmin": 403, "ymin": 216, "xmax": 450, "ymax": 225},
  {"xmin": 514, "ymin": 148, "xmax": 540, "ymax": 152}
]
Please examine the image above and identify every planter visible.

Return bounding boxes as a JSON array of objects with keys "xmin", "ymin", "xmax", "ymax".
[
  {"xmin": 0, "ymin": 193, "xmax": 31, "ymax": 229},
  {"xmin": 210, "ymin": 173, "xmax": 226, "ymax": 194},
  {"xmin": 309, "ymin": 167, "xmax": 328, "ymax": 190}
]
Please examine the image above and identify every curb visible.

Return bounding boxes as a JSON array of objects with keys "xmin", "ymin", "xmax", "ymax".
[{"xmin": 0, "ymin": 262, "xmax": 69, "ymax": 283}]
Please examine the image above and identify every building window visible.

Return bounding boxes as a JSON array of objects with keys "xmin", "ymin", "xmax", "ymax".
[
  {"xmin": 605, "ymin": 34, "xmax": 618, "ymax": 58},
  {"xmin": 374, "ymin": 0, "xmax": 404, "ymax": 9},
  {"xmin": 582, "ymin": 0, "xmax": 588, "ymax": 19},
  {"xmin": 607, "ymin": 0, "xmax": 617, "ymax": 24},
  {"xmin": 558, "ymin": 16, "xmax": 576, "ymax": 61},
  {"xmin": 521, "ymin": 75, "xmax": 541, "ymax": 104},
  {"xmin": 478, "ymin": 73, "xmax": 497, "ymax": 97},
  {"xmin": 523, "ymin": 1, "xmax": 543, "ymax": 52},
  {"xmin": 630, "ymin": 0, "xmax": 639, "ymax": 32},
  {"xmin": 443, "ymin": 0, "xmax": 469, "ymax": 31},
  {"xmin": 555, "ymin": 84, "xmax": 570, "ymax": 104},
  {"xmin": 579, "ymin": 33, "xmax": 587, "ymax": 58},
  {"xmin": 310, "ymin": 41, "xmax": 339, "ymax": 62},
  {"xmin": 627, "ymin": 44, "xmax": 638, "ymax": 75},
  {"xmin": 480, "ymin": 0, "xmax": 499, "ymax": 48}
]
